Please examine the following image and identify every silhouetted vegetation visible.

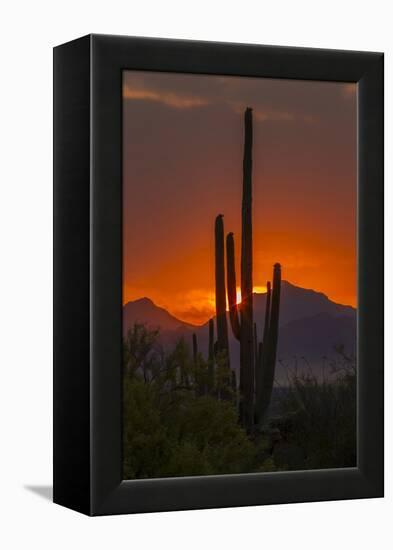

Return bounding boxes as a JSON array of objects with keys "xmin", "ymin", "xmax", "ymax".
[
  {"xmin": 269, "ymin": 349, "xmax": 357, "ymax": 470},
  {"xmin": 123, "ymin": 324, "xmax": 256, "ymax": 478},
  {"xmin": 123, "ymin": 324, "xmax": 356, "ymax": 478},
  {"xmin": 215, "ymin": 108, "xmax": 282, "ymax": 430}
]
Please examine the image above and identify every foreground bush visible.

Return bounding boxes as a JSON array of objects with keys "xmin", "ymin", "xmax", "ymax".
[
  {"xmin": 123, "ymin": 323, "xmax": 357, "ymax": 477},
  {"xmin": 123, "ymin": 324, "xmax": 256, "ymax": 478},
  {"xmin": 270, "ymin": 351, "xmax": 356, "ymax": 470}
]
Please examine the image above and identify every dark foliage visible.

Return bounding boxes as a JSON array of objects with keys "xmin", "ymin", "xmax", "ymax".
[
  {"xmin": 123, "ymin": 324, "xmax": 356, "ymax": 478},
  {"xmin": 269, "ymin": 350, "xmax": 357, "ymax": 470},
  {"xmin": 123, "ymin": 323, "xmax": 256, "ymax": 479}
]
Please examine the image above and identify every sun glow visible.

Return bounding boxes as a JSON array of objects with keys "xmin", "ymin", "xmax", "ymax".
[
  {"xmin": 254, "ymin": 285, "xmax": 268, "ymax": 294},
  {"xmin": 235, "ymin": 285, "xmax": 267, "ymax": 305}
]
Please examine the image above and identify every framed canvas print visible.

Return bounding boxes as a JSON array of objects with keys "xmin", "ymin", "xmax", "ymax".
[{"xmin": 53, "ymin": 34, "xmax": 384, "ymax": 515}]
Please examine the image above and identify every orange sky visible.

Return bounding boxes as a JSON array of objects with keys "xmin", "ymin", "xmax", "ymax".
[{"xmin": 123, "ymin": 72, "xmax": 357, "ymax": 325}]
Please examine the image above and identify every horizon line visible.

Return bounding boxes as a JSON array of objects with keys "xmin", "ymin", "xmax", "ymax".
[{"xmin": 123, "ymin": 279, "xmax": 357, "ymax": 328}]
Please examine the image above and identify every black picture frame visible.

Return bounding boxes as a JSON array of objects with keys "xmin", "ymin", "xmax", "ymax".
[{"xmin": 53, "ymin": 34, "xmax": 384, "ymax": 516}]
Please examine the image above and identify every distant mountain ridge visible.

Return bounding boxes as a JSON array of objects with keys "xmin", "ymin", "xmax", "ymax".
[
  {"xmin": 123, "ymin": 281, "xmax": 356, "ymax": 381},
  {"xmin": 123, "ymin": 281, "xmax": 355, "ymax": 332},
  {"xmin": 123, "ymin": 296, "xmax": 195, "ymax": 334}
]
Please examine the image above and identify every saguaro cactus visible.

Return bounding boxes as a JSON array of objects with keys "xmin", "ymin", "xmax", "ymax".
[
  {"xmin": 262, "ymin": 282, "xmax": 272, "ymax": 351},
  {"xmin": 215, "ymin": 214, "xmax": 230, "ymax": 363},
  {"xmin": 255, "ymin": 281, "xmax": 271, "ymax": 409},
  {"xmin": 218, "ymin": 107, "xmax": 281, "ymax": 427},
  {"xmin": 226, "ymin": 232, "xmax": 240, "ymax": 339},
  {"xmin": 255, "ymin": 264, "xmax": 281, "ymax": 425},
  {"xmin": 225, "ymin": 107, "xmax": 255, "ymax": 429}
]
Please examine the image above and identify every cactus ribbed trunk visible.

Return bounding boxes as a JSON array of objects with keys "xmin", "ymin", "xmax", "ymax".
[
  {"xmin": 226, "ymin": 232, "xmax": 241, "ymax": 340},
  {"xmin": 255, "ymin": 282, "xmax": 271, "ymax": 425},
  {"xmin": 262, "ymin": 281, "xmax": 271, "ymax": 348},
  {"xmin": 257, "ymin": 264, "xmax": 281, "ymax": 424},
  {"xmin": 215, "ymin": 214, "xmax": 231, "ymax": 400},
  {"xmin": 215, "ymin": 214, "xmax": 230, "ymax": 361},
  {"xmin": 240, "ymin": 107, "xmax": 254, "ymax": 429}
]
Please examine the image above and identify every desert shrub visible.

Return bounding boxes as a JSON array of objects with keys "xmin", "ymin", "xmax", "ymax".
[
  {"xmin": 123, "ymin": 324, "xmax": 356, "ymax": 476},
  {"xmin": 272, "ymin": 350, "xmax": 356, "ymax": 470},
  {"xmin": 123, "ymin": 324, "xmax": 256, "ymax": 479}
]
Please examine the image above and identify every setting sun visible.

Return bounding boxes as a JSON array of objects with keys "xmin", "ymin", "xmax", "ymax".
[{"xmin": 236, "ymin": 286, "xmax": 267, "ymax": 305}]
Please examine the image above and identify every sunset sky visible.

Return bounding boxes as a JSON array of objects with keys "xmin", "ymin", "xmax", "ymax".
[{"xmin": 123, "ymin": 71, "xmax": 357, "ymax": 325}]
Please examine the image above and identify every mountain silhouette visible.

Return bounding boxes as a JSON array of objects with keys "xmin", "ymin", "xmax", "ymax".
[
  {"xmin": 254, "ymin": 281, "xmax": 355, "ymax": 327},
  {"xmin": 123, "ymin": 282, "xmax": 356, "ymax": 382},
  {"xmin": 123, "ymin": 297, "xmax": 196, "ymax": 333}
]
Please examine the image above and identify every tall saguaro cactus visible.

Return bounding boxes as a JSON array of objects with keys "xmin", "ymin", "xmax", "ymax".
[
  {"xmin": 225, "ymin": 108, "xmax": 255, "ymax": 429},
  {"xmin": 255, "ymin": 264, "xmax": 282, "ymax": 425},
  {"xmin": 217, "ymin": 107, "xmax": 281, "ymax": 428}
]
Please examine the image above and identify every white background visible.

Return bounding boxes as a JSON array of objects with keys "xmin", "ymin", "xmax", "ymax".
[{"xmin": 0, "ymin": 1, "xmax": 390, "ymax": 548}]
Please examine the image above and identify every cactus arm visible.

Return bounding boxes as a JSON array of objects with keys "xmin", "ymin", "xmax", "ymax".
[
  {"xmin": 255, "ymin": 281, "xmax": 271, "ymax": 425},
  {"xmin": 267, "ymin": 264, "xmax": 281, "ymax": 379},
  {"xmin": 226, "ymin": 232, "xmax": 241, "ymax": 340},
  {"xmin": 262, "ymin": 281, "xmax": 271, "ymax": 347},
  {"xmin": 258, "ymin": 263, "xmax": 282, "ymax": 424},
  {"xmin": 215, "ymin": 214, "xmax": 230, "ymax": 360}
]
